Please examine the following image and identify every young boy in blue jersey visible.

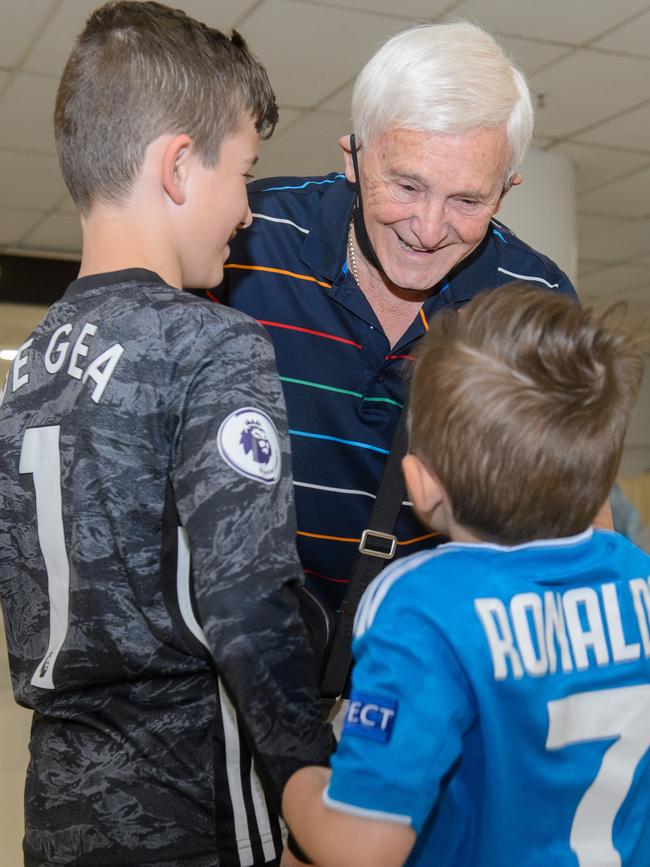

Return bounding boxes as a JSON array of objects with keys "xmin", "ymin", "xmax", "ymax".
[{"xmin": 281, "ymin": 284, "xmax": 650, "ymax": 867}]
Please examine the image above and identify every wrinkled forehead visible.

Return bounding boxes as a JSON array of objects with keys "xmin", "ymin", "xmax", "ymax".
[{"xmin": 364, "ymin": 125, "xmax": 512, "ymax": 189}]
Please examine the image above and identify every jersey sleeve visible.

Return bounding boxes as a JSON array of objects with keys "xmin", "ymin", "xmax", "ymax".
[
  {"xmin": 168, "ymin": 309, "xmax": 332, "ymax": 804},
  {"xmin": 326, "ymin": 571, "xmax": 476, "ymax": 833}
]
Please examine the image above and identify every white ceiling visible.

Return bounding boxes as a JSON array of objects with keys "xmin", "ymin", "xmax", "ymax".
[{"xmin": 0, "ymin": 0, "xmax": 649, "ymax": 334}]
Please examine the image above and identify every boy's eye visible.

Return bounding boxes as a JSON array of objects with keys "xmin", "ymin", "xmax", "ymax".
[{"xmin": 244, "ymin": 173, "xmax": 255, "ymax": 180}]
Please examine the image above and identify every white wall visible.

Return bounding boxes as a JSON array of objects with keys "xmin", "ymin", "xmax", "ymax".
[{"xmin": 497, "ymin": 147, "xmax": 578, "ymax": 286}]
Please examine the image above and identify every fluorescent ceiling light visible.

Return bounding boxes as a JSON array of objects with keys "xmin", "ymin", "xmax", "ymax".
[{"xmin": 0, "ymin": 350, "xmax": 18, "ymax": 361}]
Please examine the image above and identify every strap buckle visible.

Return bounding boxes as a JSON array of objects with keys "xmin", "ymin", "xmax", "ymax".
[{"xmin": 358, "ymin": 529, "xmax": 397, "ymax": 560}]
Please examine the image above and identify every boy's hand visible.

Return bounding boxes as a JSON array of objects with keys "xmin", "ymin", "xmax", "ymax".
[{"xmin": 281, "ymin": 845, "xmax": 311, "ymax": 867}]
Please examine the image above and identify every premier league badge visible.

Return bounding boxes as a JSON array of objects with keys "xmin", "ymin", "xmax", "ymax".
[{"xmin": 217, "ymin": 407, "xmax": 281, "ymax": 484}]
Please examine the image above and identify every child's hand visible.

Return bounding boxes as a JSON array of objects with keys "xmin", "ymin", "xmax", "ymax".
[{"xmin": 281, "ymin": 844, "xmax": 311, "ymax": 867}]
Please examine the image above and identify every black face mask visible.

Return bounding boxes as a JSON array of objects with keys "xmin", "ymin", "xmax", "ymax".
[{"xmin": 349, "ymin": 133, "xmax": 386, "ymax": 278}]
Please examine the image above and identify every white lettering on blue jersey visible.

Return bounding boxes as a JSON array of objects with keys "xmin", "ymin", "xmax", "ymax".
[
  {"xmin": 477, "ymin": 578, "xmax": 650, "ymax": 681},
  {"xmin": 630, "ymin": 578, "xmax": 650, "ymax": 653},
  {"xmin": 344, "ymin": 692, "xmax": 397, "ymax": 743},
  {"xmin": 475, "ymin": 597, "xmax": 524, "ymax": 679}
]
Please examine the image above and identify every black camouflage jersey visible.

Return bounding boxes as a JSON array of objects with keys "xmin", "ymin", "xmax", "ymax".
[{"xmin": 0, "ymin": 269, "xmax": 332, "ymax": 867}]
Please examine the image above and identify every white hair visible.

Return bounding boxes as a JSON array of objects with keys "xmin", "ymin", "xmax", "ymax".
[{"xmin": 351, "ymin": 21, "xmax": 534, "ymax": 179}]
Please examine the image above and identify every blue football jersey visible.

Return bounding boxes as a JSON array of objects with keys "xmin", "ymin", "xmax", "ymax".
[{"xmin": 326, "ymin": 529, "xmax": 650, "ymax": 867}]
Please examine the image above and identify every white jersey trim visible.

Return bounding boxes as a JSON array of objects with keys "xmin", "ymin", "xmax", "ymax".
[
  {"xmin": 178, "ymin": 531, "xmax": 277, "ymax": 865},
  {"xmin": 323, "ymin": 788, "xmax": 412, "ymax": 825},
  {"xmin": 294, "ymin": 479, "xmax": 412, "ymax": 507},
  {"xmin": 497, "ymin": 267, "xmax": 560, "ymax": 289},
  {"xmin": 176, "ymin": 527, "xmax": 210, "ymax": 651},
  {"xmin": 354, "ymin": 549, "xmax": 449, "ymax": 637},
  {"xmin": 443, "ymin": 527, "xmax": 594, "ymax": 554},
  {"xmin": 219, "ymin": 680, "xmax": 255, "ymax": 867},
  {"xmin": 249, "ymin": 758, "xmax": 277, "ymax": 863},
  {"xmin": 252, "ymin": 213, "xmax": 309, "ymax": 234}
]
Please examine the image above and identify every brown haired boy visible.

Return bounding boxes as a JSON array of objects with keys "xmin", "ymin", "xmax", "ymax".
[
  {"xmin": 0, "ymin": 3, "xmax": 331, "ymax": 865},
  {"xmin": 281, "ymin": 285, "xmax": 650, "ymax": 867}
]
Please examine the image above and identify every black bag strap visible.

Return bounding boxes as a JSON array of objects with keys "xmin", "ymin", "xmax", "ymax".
[{"xmin": 319, "ymin": 409, "xmax": 409, "ymax": 709}]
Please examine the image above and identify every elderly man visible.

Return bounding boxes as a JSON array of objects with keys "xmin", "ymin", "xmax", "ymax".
[{"xmin": 217, "ymin": 21, "xmax": 581, "ymax": 621}]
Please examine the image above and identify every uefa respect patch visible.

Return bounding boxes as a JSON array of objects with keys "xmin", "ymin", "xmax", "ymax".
[
  {"xmin": 343, "ymin": 692, "xmax": 398, "ymax": 744},
  {"xmin": 217, "ymin": 407, "xmax": 281, "ymax": 484}
]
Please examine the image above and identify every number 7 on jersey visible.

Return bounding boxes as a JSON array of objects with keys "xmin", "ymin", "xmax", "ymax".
[{"xmin": 546, "ymin": 685, "xmax": 650, "ymax": 867}]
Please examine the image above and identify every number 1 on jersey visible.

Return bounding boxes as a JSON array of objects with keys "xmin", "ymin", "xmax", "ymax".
[{"xmin": 19, "ymin": 425, "xmax": 70, "ymax": 690}]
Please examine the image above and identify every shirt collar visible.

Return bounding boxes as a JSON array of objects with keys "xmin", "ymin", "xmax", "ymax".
[{"xmin": 300, "ymin": 175, "xmax": 355, "ymax": 283}]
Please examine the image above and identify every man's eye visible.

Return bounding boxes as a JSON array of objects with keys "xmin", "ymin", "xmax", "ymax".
[{"xmin": 398, "ymin": 183, "xmax": 416, "ymax": 193}]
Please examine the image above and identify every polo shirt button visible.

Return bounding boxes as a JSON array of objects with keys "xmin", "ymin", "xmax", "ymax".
[{"xmin": 377, "ymin": 372, "xmax": 385, "ymax": 382}]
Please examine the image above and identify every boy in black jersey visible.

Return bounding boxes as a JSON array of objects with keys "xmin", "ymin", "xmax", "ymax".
[{"xmin": 0, "ymin": 3, "xmax": 331, "ymax": 865}]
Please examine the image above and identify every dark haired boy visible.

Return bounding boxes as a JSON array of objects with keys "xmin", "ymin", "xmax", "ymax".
[
  {"xmin": 282, "ymin": 284, "xmax": 650, "ymax": 867},
  {"xmin": 0, "ymin": 3, "xmax": 331, "ymax": 865}
]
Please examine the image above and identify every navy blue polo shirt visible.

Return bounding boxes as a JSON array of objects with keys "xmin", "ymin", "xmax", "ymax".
[{"xmin": 218, "ymin": 173, "xmax": 577, "ymax": 614}]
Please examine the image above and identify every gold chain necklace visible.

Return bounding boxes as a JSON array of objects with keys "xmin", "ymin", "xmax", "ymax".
[{"xmin": 347, "ymin": 221, "xmax": 360, "ymax": 286}]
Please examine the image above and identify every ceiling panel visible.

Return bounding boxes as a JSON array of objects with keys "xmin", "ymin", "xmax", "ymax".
[
  {"xmin": 309, "ymin": 0, "xmax": 456, "ymax": 18},
  {"xmin": 319, "ymin": 81, "xmax": 354, "ymax": 115},
  {"xmin": 531, "ymin": 49, "xmax": 650, "ymax": 138},
  {"xmin": 496, "ymin": 36, "xmax": 572, "ymax": 77},
  {"xmin": 256, "ymin": 109, "xmax": 349, "ymax": 178},
  {"xmin": 21, "ymin": 213, "xmax": 82, "ymax": 255},
  {"xmin": 574, "ymin": 101, "xmax": 650, "ymax": 153},
  {"xmin": 55, "ymin": 192, "xmax": 77, "ymax": 216},
  {"xmin": 0, "ymin": 208, "xmax": 43, "ymax": 247},
  {"xmin": 0, "ymin": 72, "xmax": 58, "ymax": 154},
  {"xmin": 24, "ymin": 0, "xmax": 258, "ymax": 80},
  {"xmin": 578, "ymin": 166, "xmax": 650, "ymax": 219},
  {"xmin": 168, "ymin": 0, "xmax": 260, "ymax": 30},
  {"xmin": 592, "ymin": 8, "xmax": 650, "ymax": 57},
  {"xmin": 577, "ymin": 214, "xmax": 630, "ymax": 242},
  {"xmin": 23, "ymin": 0, "xmax": 102, "ymax": 77},
  {"xmin": 0, "ymin": 150, "xmax": 67, "ymax": 210},
  {"xmin": 577, "ymin": 215, "xmax": 650, "ymax": 263},
  {"xmin": 239, "ymin": 0, "xmax": 412, "ymax": 107},
  {"xmin": 0, "ymin": 3, "xmax": 57, "ymax": 69},
  {"xmin": 452, "ymin": 0, "xmax": 650, "ymax": 44},
  {"xmin": 578, "ymin": 258, "xmax": 607, "ymax": 278},
  {"xmin": 549, "ymin": 141, "xmax": 650, "ymax": 193},
  {"xmin": 274, "ymin": 106, "xmax": 303, "ymax": 136},
  {"xmin": 578, "ymin": 263, "xmax": 650, "ymax": 300}
]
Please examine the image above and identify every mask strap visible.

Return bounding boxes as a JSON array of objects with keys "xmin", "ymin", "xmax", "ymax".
[{"xmin": 349, "ymin": 134, "xmax": 385, "ymax": 277}]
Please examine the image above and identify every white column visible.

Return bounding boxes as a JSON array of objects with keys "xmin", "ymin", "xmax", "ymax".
[{"xmin": 497, "ymin": 147, "xmax": 577, "ymax": 287}]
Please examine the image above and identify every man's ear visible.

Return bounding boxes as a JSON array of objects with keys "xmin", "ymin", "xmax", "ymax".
[
  {"xmin": 495, "ymin": 172, "xmax": 522, "ymax": 214},
  {"xmin": 338, "ymin": 134, "xmax": 356, "ymax": 184},
  {"xmin": 402, "ymin": 454, "xmax": 444, "ymax": 515},
  {"xmin": 162, "ymin": 134, "xmax": 193, "ymax": 205}
]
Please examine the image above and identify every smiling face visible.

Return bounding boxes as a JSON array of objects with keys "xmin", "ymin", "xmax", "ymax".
[
  {"xmin": 181, "ymin": 117, "xmax": 259, "ymax": 288},
  {"xmin": 344, "ymin": 125, "xmax": 513, "ymax": 292}
]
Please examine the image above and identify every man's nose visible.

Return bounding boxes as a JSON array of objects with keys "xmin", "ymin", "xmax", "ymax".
[{"xmin": 412, "ymin": 199, "xmax": 448, "ymax": 249}]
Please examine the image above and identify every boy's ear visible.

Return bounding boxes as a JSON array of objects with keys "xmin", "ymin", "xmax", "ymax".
[
  {"xmin": 162, "ymin": 134, "xmax": 193, "ymax": 205},
  {"xmin": 402, "ymin": 454, "xmax": 444, "ymax": 515}
]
